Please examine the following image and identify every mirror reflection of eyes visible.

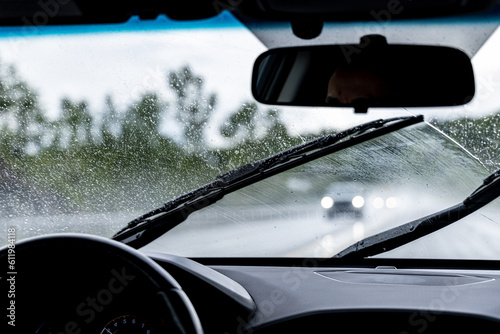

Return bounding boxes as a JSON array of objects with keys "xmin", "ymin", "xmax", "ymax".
[{"xmin": 327, "ymin": 67, "xmax": 392, "ymax": 105}]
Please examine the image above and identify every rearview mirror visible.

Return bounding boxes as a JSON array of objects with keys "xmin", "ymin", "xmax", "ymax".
[{"xmin": 252, "ymin": 36, "xmax": 475, "ymax": 113}]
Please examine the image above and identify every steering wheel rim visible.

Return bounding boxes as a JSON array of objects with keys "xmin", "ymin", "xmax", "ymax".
[{"xmin": 1, "ymin": 233, "xmax": 203, "ymax": 333}]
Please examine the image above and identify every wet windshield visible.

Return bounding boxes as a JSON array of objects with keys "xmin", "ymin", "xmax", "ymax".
[
  {"xmin": 141, "ymin": 122, "xmax": 495, "ymax": 258},
  {"xmin": 0, "ymin": 12, "xmax": 499, "ymax": 259}
]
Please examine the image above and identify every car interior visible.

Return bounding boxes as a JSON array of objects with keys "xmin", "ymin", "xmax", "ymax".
[{"xmin": 2, "ymin": 1, "xmax": 500, "ymax": 333}]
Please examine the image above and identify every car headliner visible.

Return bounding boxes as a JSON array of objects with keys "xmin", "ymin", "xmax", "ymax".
[
  {"xmin": 0, "ymin": 0, "xmax": 497, "ymax": 23},
  {"xmin": 0, "ymin": 1, "xmax": 498, "ymax": 59}
]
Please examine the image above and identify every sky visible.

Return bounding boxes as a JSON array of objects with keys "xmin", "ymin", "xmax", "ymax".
[
  {"xmin": 0, "ymin": 17, "xmax": 266, "ymax": 142},
  {"xmin": 0, "ymin": 14, "xmax": 499, "ymax": 140}
]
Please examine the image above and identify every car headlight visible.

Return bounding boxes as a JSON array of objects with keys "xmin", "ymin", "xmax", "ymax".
[
  {"xmin": 321, "ymin": 196, "xmax": 334, "ymax": 209},
  {"xmin": 373, "ymin": 197, "xmax": 384, "ymax": 209},
  {"xmin": 352, "ymin": 195, "xmax": 365, "ymax": 208},
  {"xmin": 386, "ymin": 197, "xmax": 398, "ymax": 209}
]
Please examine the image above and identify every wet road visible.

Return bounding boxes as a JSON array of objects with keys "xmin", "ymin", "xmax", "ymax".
[
  {"xmin": 143, "ymin": 199, "xmax": 500, "ymax": 259},
  {"xmin": 3, "ymin": 199, "xmax": 500, "ymax": 260}
]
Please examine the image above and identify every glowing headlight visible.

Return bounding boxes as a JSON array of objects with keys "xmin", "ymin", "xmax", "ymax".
[
  {"xmin": 352, "ymin": 195, "xmax": 365, "ymax": 208},
  {"xmin": 373, "ymin": 197, "xmax": 384, "ymax": 209},
  {"xmin": 321, "ymin": 196, "xmax": 334, "ymax": 209},
  {"xmin": 386, "ymin": 197, "xmax": 398, "ymax": 209}
]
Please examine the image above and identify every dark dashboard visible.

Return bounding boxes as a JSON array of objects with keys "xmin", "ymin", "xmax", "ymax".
[
  {"xmin": 156, "ymin": 256, "xmax": 500, "ymax": 333},
  {"xmin": 2, "ymin": 234, "xmax": 500, "ymax": 333}
]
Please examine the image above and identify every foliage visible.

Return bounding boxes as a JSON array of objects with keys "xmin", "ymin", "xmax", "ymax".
[
  {"xmin": 0, "ymin": 62, "xmax": 298, "ymax": 215},
  {"xmin": 2, "ymin": 58, "xmax": 497, "ymax": 217},
  {"xmin": 168, "ymin": 66, "xmax": 217, "ymax": 154},
  {"xmin": 432, "ymin": 113, "xmax": 500, "ymax": 171}
]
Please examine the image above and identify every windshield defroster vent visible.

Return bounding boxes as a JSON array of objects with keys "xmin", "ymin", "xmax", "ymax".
[{"xmin": 315, "ymin": 270, "xmax": 494, "ymax": 287}]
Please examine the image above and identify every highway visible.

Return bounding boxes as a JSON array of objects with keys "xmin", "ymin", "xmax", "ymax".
[
  {"xmin": 3, "ymin": 198, "xmax": 500, "ymax": 260},
  {"xmin": 143, "ymin": 198, "xmax": 500, "ymax": 259}
]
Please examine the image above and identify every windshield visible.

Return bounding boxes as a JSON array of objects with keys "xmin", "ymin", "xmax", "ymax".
[
  {"xmin": 141, "ymin": 122, "xmax": 494, "ymax": 258},
  {"xmin": 1, "ymin": 12, "xmax": 499, "ymax": 259}
]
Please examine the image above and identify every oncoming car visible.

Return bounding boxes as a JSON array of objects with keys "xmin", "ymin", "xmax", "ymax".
[
  {"xmin": 1, "ymin": 1, "xmax": 500, "ymax": 333},
  {"xmin": 321, "ymin": 182, "xmax": 366, "ymax": 219}
]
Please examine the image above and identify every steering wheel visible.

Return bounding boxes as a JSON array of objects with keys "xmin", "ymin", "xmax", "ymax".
[{"xmin": 1, "ymin": 233, "xmax": 203, "ymax": 333}]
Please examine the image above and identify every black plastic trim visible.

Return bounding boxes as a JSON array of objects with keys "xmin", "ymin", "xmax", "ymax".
[{"xmin": 191, "ymin": 257, "xmax": 500, "ymax": 271}]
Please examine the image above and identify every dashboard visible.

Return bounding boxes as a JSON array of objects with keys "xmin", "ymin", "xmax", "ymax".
[{"xmin": 2, "ymin": 234, "xmax": 500, "ymax": 333}]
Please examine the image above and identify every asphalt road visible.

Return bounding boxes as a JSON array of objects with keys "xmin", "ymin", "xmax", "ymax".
[
  {"xmin": 142, "ymin": 198, "xmax": 500, "ymax": 259},
  {"xmin": 3, "ymin": 199, "xmax": 500, "ymax": 260}
]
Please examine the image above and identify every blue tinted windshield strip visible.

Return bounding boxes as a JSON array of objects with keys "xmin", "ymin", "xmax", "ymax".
[{"xmin": 0, "ymin": 11, "xmax": 242, "ymax": 38}]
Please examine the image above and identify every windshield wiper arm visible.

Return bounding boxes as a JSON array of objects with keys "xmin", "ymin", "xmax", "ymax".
[
  {"xmin": 113, "ymin": 115, "xmax": 423, "ymax": 248},
  {"xmin": 334, "ymin": 168, "xmax": 500, "ymax": 259}
]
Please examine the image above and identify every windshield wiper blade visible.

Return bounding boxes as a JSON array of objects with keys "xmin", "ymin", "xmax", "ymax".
[
  {"xmin": 113, "ymin": 115, "xmax": 424, "ymax": 248},
  {"xmin": 334, "ymin": 168, "xmax": 500, "ymax": 259}
]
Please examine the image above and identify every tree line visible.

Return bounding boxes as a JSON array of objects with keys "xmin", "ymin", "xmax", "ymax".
[
  {"xmin": 432, "ymin": 113, "xmax": 499, "ymax": 171},
  {"xmin": 0, "ymin": 63, "xmax": 302, "ymax": 213},
  {"xmin": 1, "ymin": 59, "xmax": 498, "ymax": 215}
]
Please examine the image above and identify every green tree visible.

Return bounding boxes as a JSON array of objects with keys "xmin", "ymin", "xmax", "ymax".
[
  {"xmin": 0, "ymin": 65, "xmax": 46, "ymax": 156},
  {"xmin": 261, "ymin": 108, "xmax": 294, "ymax": 147},
  {"xmin": 121, "ymin": 92, "xmax": 166, "ymax": 150},
  {"xmin": 168, "ymin": 66, "xmax": 217, "ymax": 154},
  {"xmin": 220, "ymin": 102, "xmax": 258, "ymax": 141},
  {"xmin": 60, "ymin": 98, "xmax": 93, "ymax": 147},
  {"xmin": 216, "ymin": 104, "xmax": 300, "ymax": 170},
  {"xmin": 220, "ymin": 102, "xmax": 295, "ymax": 149},
  {"xmin": 100, "ymin": 95, "xmax": 121, "ymax": 147},
  {"xmin": 432, "ymin": 112, "xmax": 500, "ymax": 170}
]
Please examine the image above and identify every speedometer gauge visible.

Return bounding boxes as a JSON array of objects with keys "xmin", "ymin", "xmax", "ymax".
[{"xmin": 100, "ymin": 315, "xmax": 153, "ymax": 334}]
